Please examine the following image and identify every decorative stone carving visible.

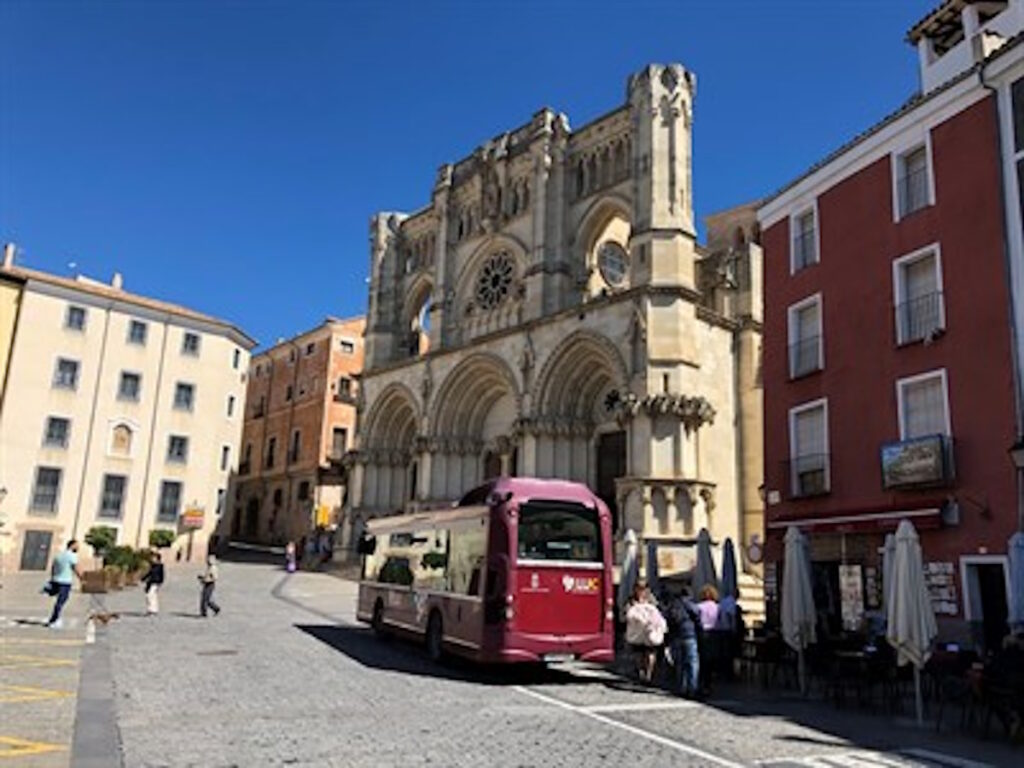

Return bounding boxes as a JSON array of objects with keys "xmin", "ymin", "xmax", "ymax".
[
  {"xmin": 699, "ymin": 487, "xmax": 716, "ymax": 515},
  {"xmin": 475, "ymin": 251, "xmax": 515, "ymax": 310},
  {"xmin": 613, "ymin": 392, "xmax": 716, "ymax": 433}
]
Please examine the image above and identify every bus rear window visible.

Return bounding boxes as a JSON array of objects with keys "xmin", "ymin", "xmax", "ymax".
[{"xmin": 517, "ymin": 502, "xmax": 600, "ymax": 562}]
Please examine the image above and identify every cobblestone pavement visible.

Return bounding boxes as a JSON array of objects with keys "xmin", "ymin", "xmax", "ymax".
[
  {"xmin": 10, "ymin": 561, "xmax": 1023, "ymax": 767},
  {"xmin": 0, "ymin": 569, "xmax": 95, "ymax": 767}
]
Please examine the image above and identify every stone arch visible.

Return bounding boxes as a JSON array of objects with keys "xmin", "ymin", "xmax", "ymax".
[
  {"xmin": 451, "ymin": 233, "xmax": 528, "ymax": 342},
  {"xmin": 575, "ymin": 194, "xmax": 632, "ymax": 294},
  {"xmin": 532, "ymin": 330, "xmax": 630, "ymax": 421},
  {"xmin": 431, "ymin": 352, "xmax": 520, "ymax": 439},
  {"xmin": 402, "ymin": 275, "xmax": 433, "ymax": 357},
  {"xmin": 362, "ymin": 382, "xmax": 420, "ymax": 451},
  {"xmin": 360, "ymin": 382, "xmax": 420, "ymax": 512}
]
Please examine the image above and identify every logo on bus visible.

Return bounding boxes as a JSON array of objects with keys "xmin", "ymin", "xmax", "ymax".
[{"xmin": 561, "ymin": 575, "xmax": 599, "ymax": 594}]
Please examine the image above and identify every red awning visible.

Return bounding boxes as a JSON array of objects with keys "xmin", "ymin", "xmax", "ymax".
[{"xmin": 767, "ymin": 507, "xmax": 942, "ymax": 535}]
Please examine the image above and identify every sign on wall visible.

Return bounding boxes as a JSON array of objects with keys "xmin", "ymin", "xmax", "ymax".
[
  {"xmin": 839, "ymin": 564, "xmax": 864, "ymax": 630},
  {"xmin": 880, "ymin": 435, "xmax": 949, "ymax": 489},
  {"xmin": 180, "ymin": 505, "xmax": 205, "ymax": 530},
  {"xmin": 924, "ymin": 561, "xmax": 958, "ymax": 616}
]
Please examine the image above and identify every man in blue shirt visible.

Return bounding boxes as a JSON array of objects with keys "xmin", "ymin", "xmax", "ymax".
[{"xmin": 47, "ymin": 540, "xmax": 82, "ymax": 629}]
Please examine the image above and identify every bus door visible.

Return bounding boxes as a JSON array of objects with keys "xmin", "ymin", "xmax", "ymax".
[
  {"xmin": 514, "ymin": 501, "xmax": 606, "ymax": 637},
  {"xmin": 438, "ymin": 515, "xmax": 487, "ymax": 652}
]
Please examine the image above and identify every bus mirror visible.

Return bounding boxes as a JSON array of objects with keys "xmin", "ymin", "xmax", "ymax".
[{"xmin": 357, "ymin": 535, "xmax": 376, "ymax": 555}]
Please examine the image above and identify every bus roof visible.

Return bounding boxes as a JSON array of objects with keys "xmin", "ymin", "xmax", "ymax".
[
  {"xmin": 365, "ymin": 504, "xmax": 489, "ymax": 535},
  {"xmin": 473, "ymin": 477, "xmax": 601, "ymax": 507}
]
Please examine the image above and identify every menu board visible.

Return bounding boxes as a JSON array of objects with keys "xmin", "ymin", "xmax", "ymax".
[
  {"xmin": 864, "ymin": 566, "xmax": 881, "ymax": 609},
  {"xmin": 839, "ymin": 564, "xmax": 864, "ymax": 631},
  {"xmin": 764, "ymin": 562, "xmax": 778, "ymax": 600},
  {"xmin": 924, "ymin": 561, "xmax": 958, "ymax": 616}
]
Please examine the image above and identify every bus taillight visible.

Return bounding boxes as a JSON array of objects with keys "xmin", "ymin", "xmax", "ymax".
[{"xmin": 505, "ymin": 593, "xmax": 514, "ymax": 621}]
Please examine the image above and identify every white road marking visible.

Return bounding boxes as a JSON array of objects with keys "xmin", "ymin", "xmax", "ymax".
[
  {"xmin": 514, "ymin": 685, "xmax": 745, "ymax": 768},
  {"xmin": 85, "ymin": 619, "xmax": 95, "ymax": 645},
  {"xmin": 582, "ymin": 700, "xmax": 699, "ymax": 713},
  {"xmin": 900, "ymin": 749, "xmax": 994, "ymax": 768},
  {"xmin": 760, "ymin": 755, "xmax": 909, "ymax": 768}
]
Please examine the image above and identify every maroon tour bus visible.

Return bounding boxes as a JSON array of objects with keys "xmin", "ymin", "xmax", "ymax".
[{"xmin": 356, "ymin": 477, "xmax": 615, "ymax": 664}]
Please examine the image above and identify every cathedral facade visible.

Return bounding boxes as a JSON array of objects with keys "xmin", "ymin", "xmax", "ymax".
[{"xmin": 348, "ymin": 63, "xmax": 763, "ymax": 586}]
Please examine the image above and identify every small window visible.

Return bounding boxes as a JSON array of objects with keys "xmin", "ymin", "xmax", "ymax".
[
  {"xmin": 53, "ymin": 358, "xmax": 80, "ymax": 390},
  {"xmin": 173, "ymin": 383, "xmax": 194, "ymax": 411},
  {"xmin": 265, "ymin": 437, "xmax": 277, "ymax": 469},
  {"xmin": 787, "ymin": 295, "xmax": 823, "ymax": 378},
  {"xmin": 273, "ymin": 488, "xmax": 283, "ymax": 506},
  {"xmin": 157, "ymin": 480, "xmax": 182, "ymax": 523},
  {"xmin": 297, "ymin": 481, "xmax": 310, "ymax": 501},
  {"xmin": 182, "ymin": 332, "xmax": 201, "ymax": 357},
  {"xmin": 340, "ymin": 340, "xmax": 355, "ymax": 354},
  {"xmin": 288, "ymin": 348, "xmax": 297, "ymax": 364},
  {"xmin": 894, "ymin": 246, "xmax": 945, "ymax": 345},
  {"xmin": 220, "ymin": 445, "xmax": 230, "ymax": 471},
  {"xmin": 216, "ymin": 488, "xmax": 225, "ymax": 516},
  {"xmin": 285, "ymin": 385, "xmax": 293, "ymax": 402},
  {"xmin": 789, "ymin": 399, "xmax": 830, "ymax": 498},
  {"xmin": 118, "ymin": 371, "xmax": 141, "ymax": 401},
  {"xmin": 227, "ymin": 395, "xmax": 235, "ymax": 417},
  {"xmin": 128, "ymin": 320, "xmax": 148, "ymax": 345},
  {"xmin": 255, "ymin": 363, "xmax": 262, "ymax": 377},
  {"xmin": 167, "ymin": 435, "xmax": 189, "ymax": 463},
  {"xmin": 232, "ymin": 348, "xmax": 241, "ymax": 369},
  {"xmin": 99, "ymin": 474, "xmax": 127, "ymax": 519},
  {"xmin": 30, "ymin": 467, "xmax": 63, "ymax": 513},
  {"xmin": 305, "ymin": 342, "xmax": 315, "ymax": 356},
  {"xmin": 337, "ymin": 377, "xmax": 351, "ymax": 397},
  {"xmin": 331, "ymin": 427, "xmax": 347, "ymax": 458},
  {"xmin": 289, "ymin": 430, "xmax": 301, "ymax": 464},
  {"xmin": 791, "ymin": 208, "xmax": 818, "ymax": 272},
  {"xmin": 897, "ymin": 145, "xmax": 931, "ymax": 218},
  {"xmin": 65, "ymin": 305, "xmax": 86, "ymax": 331},
  {"xmin": 898, "ymin": 370, "xmax": 950, "ymax": 440},
  {"xmin": 43, "ymin": 417, "xmax": 70, "ymax": 448}
]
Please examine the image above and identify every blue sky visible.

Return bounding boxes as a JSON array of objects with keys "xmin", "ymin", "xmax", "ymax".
[{"xmin": 1, "ymin": 0, "xmax": 934, "ymax": 348}]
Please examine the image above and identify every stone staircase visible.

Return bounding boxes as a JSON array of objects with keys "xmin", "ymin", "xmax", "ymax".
[{"xmin": 738, "ymin": 571, "xmax": 765, "ymax": 625}]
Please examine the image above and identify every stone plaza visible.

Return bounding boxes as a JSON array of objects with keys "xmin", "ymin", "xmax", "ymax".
[{"xmin": 1, "ymin": 561, "xmax": 1020, "ymax": 767}]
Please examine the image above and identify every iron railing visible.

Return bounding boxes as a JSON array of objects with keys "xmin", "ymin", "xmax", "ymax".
[
  {"xmin": 896, "ymin": 291, "xmax": 944, "ymax": 344},
  {"xmin": 785, "ymin": 453, "xmax": 830, "ymax": 498},
  {"xmin": 898, "ymin": 164, "xmax": 929, "ymax": 217}
]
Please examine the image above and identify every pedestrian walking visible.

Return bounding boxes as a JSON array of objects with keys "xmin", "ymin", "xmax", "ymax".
[
  {"xmin": 46, "ymin": 540, "xmax": 82, "ymax": 629},
  {"xmin": 285, "ymin": 541, "xmax": 297, "ymax": 573},
  {"xmin": 624, "ymin": 580, "xmax": 666, "ymax": 684},
  {"xmin": 664, "ymin": 585, "xmax": 701, "ymax": 698},
  {"xmin": 696, "ymin": 583, "xmax": 720, "ymax": 694},
  {"xmin": 142, "ymin": 552, "xmax": 165, "ymax": 615},
  {"xmin": 198, "ymin": 554, "xmax": 221, "ymax": 617}
]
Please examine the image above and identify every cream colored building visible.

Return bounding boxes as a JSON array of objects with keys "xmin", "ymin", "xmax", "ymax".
[
  {"xmin": 0, "ymin": 248, "xmax": 255, "ymax": 572},
  {"xmin": 350, "ymin": 63, "xmax": 764, "ymax": 601}
]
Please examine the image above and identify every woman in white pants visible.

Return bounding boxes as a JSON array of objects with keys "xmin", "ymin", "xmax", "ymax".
[{"xmin": 142, "ymin": 552, "xmax": 165, "ymax": 615}]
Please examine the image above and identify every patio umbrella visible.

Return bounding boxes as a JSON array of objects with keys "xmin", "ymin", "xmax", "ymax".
[
  {"xmin": 782, "ymin": 525, "xmax": 816, "ymax": 694},
  {"xmin": 616, "ymin": 529, "xmax": 639, "ymax": 613},
  {"xmin": 721, "ymin": 537, "xmax": 739, "ymax": 599},
  {"xmin": 646, "ymin": 540, "xmax": 660, "ymax": 597},
  {"xmin": 882, "ymin": 532, "xmax": 896, "ymax": 608},
  {"xmin": 886, "ymin": 519, "xmax": 938, "ymax": 726},
  {"xmin": 1008, "ymin": 532, "xmax": 1024, "ymax": 630},
  {"xmin": 693, "ymin": 527, "xmax": 717, "ymax": 595}
]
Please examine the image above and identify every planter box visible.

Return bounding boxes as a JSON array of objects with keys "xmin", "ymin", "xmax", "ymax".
[
  {"xmin": 126, "ymin": 571, "xmax": 141, "ymax": 587},
  {"xmin": 80, "ymin": 570, "xmax": 108, "ymax": 594}
]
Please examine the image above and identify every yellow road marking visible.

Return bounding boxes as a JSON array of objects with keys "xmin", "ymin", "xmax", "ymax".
[
  {"xmin": 0, "ymin": 654, "xmax": 77, "ymax": 670},
  {"xmin": 0, "ymin": 736, "xmax": 65, "ymax": 758},
  {"xmin": 0, "ymin": 638, "xmax": 84, "ymax": 647},
  {"xmin": 0, "ymin": 684, "xmax": 74, "ymax": 704}
]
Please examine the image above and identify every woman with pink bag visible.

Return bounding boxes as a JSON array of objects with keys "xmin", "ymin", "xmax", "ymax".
[{"xmin": 624, "ymin": 580, "xmax": 667, "ymax": 683}]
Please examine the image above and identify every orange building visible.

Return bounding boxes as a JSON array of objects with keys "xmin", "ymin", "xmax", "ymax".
[{"xmin": 227, "ymin": 316, "xmax": 364, "ymax": 544}]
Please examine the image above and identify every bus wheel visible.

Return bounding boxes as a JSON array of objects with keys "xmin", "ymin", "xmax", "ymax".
[
  {"xmin": 372, "ymin": 600, "xmax": 386, "ymax": 637},
  {"xmin": 426, "ymin": 612, "xmax": 443, "ymax": 663}
]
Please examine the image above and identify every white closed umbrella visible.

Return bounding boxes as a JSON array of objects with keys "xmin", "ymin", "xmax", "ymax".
[
  {"xmin": 782, "ymin": 526, "xmax": 816, "ymax": 694},
  {"xmin": 1008, "ymin": 532, "xmax": 1024, "ymax": 630},
  {"xmin": 693, "ymin": 527, "xmax": 717, "ymax": 595},
  {"xmin": 882, "ymin": 532, "xmax": 896, "ymax": 608},
  {"xmin": 617, "ymin": 529, "xmax": 639, "ymax": 613},
  {"xmin": 886, "ymin": 519, "xmax": 938, "ymax": 726}
]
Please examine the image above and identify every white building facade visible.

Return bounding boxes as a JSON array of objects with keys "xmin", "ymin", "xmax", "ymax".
[
  {"xmin": 0, "ymin": 257, "xmax": 255, "ymax": 571},
  {"xmin": 349, "ymin": 64, "xmax": 764, "ymax": 592}
]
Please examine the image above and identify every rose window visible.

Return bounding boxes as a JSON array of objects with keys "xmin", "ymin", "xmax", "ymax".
[
  {"xmin": 475, "ymin": 251, "xmax": 515, "ymax": 310},
  {"xmin": 598, "ymin": 241, "xmax": 629, "ymax": 287}
]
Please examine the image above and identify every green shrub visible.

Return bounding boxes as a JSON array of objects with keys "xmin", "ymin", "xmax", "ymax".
[
  {"xmin": 148, "ymin": 529, "xmax": 176, "ymax": 549},
  {"xmin": 103, "ymin": 544, "xmax": 134, "ymax": 570},
  {"xmin": 84, "ymin": 526, "xmax": 118, "ymax": 557}
]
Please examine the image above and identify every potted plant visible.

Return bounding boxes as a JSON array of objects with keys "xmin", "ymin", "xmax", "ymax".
[
  {"xmin": 82, "ymin": 526, "xmax": 118, "ymax": 593},
  {"xmin": 149, "ymin": 529, "xmax": 176, "ymax": 550},
  {"xmin": 103, "ymin": 545, "xmax": 134, "ymax": 589}
]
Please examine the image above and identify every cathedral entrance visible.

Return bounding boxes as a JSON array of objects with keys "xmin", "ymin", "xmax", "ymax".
[{"xmin": 596, "ymin": 430, "xmax": 626, "ymax": 532}]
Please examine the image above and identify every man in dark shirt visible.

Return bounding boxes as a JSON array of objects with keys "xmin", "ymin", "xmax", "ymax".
[{"xmin": 663, "ymin": 585, "xmax": 701, "ymax": 698}]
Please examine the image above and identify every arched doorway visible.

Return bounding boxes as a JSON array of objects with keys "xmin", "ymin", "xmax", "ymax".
[{"xmin": 360, "ymin": 383, "xmax": 420, "ymax": 512}]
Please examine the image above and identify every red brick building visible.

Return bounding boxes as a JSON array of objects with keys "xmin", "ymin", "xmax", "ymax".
[{"xmin": 758, "ymin": 0, "xmax": 1024, "ymax": 649}]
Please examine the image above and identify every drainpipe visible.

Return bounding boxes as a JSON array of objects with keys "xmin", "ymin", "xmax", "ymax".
[{"xmin": 980, "ymin": 61, "xmax": 1024, "ymax": 531}]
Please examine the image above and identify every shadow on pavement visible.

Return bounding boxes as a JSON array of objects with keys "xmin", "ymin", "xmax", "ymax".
[{"xmin": 295, "ymin": 623, "xmax": 604, "ymax": 687}]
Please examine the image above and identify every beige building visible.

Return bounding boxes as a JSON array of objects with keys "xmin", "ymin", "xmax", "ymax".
[
  {"xmin": 0, "ymin": 247, "xmax": 255, "ymax": 572},
  {"xmin": 350, "ymin": 63, "xmax": 764, "ymax": 602},
  {"xmin": 226, "ymin": 316, "xmax": 365, "ymax": 545}
]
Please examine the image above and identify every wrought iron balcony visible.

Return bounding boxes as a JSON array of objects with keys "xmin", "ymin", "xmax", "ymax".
[
  {"xmin": 785, "ymin": 453, "xmax": 830, "ymax": 499},
  {"xmin": 895, "ymin": 291, "xmax": 945, "ymax": 345},
  {"xmin": 788, "ymin": 336, "xmax": 822, "ymax": 379}
]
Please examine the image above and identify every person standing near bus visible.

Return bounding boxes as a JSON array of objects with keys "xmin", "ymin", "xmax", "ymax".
[
  {"xmin": 46, "ymin": 540, "xmax": 83, "ymax": 629},
  {"xmin": 664, "ymin": 586, "xmax": 701, "ymax": 698},
  {"xmin": 624, "ymin": 581, "xmax": 665, "ymax": 683}
]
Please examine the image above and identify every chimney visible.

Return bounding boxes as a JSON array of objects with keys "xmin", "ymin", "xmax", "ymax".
[
  {"xmin": 111, "ymin": 272, "xmax": 123, "ymax": 290},
  {"xmin": 2, "ymin": 243, "xmax": 14, "ymax": 269}
]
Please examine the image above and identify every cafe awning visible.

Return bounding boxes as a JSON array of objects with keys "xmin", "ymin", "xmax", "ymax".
[{"xmin": 767, "ymin": 507, "xmax": 942, "ymax": 535}]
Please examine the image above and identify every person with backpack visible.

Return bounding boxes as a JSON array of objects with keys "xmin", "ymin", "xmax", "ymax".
[{"xmin": 664, "ymin": 585, "xmax": 701, "ymax": 698}]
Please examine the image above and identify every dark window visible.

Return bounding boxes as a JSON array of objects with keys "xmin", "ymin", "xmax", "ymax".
[
  {"xmin": 30, "ymin": 467, "xmax": 62, "ymax": 512},
  {"xmin": 331, "ymin": 427, "xmax": 347, "ymax": 458},
  {"xmin": 53, "ymin": 358, "xmax": 79, "ymax": 390},
  {"xmin": 99, "ymin": 474, "xmax": 127, "ymax": 519},
  {"xmin": 288, "ymin": 348, "xmax": 296, "ymax": 364},
  {"xmin": 273, "ymin": 488, "xmax": 283, "ymax": 506},
  {"xmin": 65, "ymin": 305, "xmax": 86, "ymax": 331},
  {"xmin": 173, "ymin": 383, "xmax": 195, "ymax": 411},
  {"xmin": 227, "ymin": 395, "xmax": 235, "ymax": 417},
  {"xmin": 340, "ymin": 340, "xmax": 355, "ymax": 354},
  {"xmin": 289, "ymin": 430, "xmax": 301, "ymax": 463},
  {"xmin": 44, "ymin": 417, "xmax": 70, "ymax": 448},
  {"xmin": 516, "ymin": 502, "xmax": 601, "ymax": 562},
  {"xmin": 182, "ymin": 332, "xmax": 201, "ymax": 356},
  {"xmin": 1013, "ymin": 77, "xmax": 1024, "ymax": 153},
  {"xmin": 265, "ymin": 437, "xmax": 276, "ymax": 469},
  {"xmin": 157, "ymin": 480, "xmax": 182, "ymax": 523},
  {"xmin": 305, "ymin": 342, "xmax": 315, "ymax": 355},
  {"xmin": 128, "ymin": 320, "xmax": 148, "ymax": 345},
  {"xmin": 118, "ymin": 372, "xmax": 141, "ymax": 401},
  {"xmin": 285, "ymin": 385, "xmax": 293, "ymax": 401},
  {"xmin": 232, "ymin": 348, "xmax": 241, "ymax": 369},
  {"xmin": 298, "ymin": 481, "xmax": 310, "ymax": 501},
  {"xmin": 167, "ymin": 435, "xmax": 189, "ymax": 463},
  {"xmin": 338, "ymin": 377, "xmax": 351, "ymax": 396},
  {"xmin": 220, "ymin": 445, "xmax": 230, "ymax": 471}
]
